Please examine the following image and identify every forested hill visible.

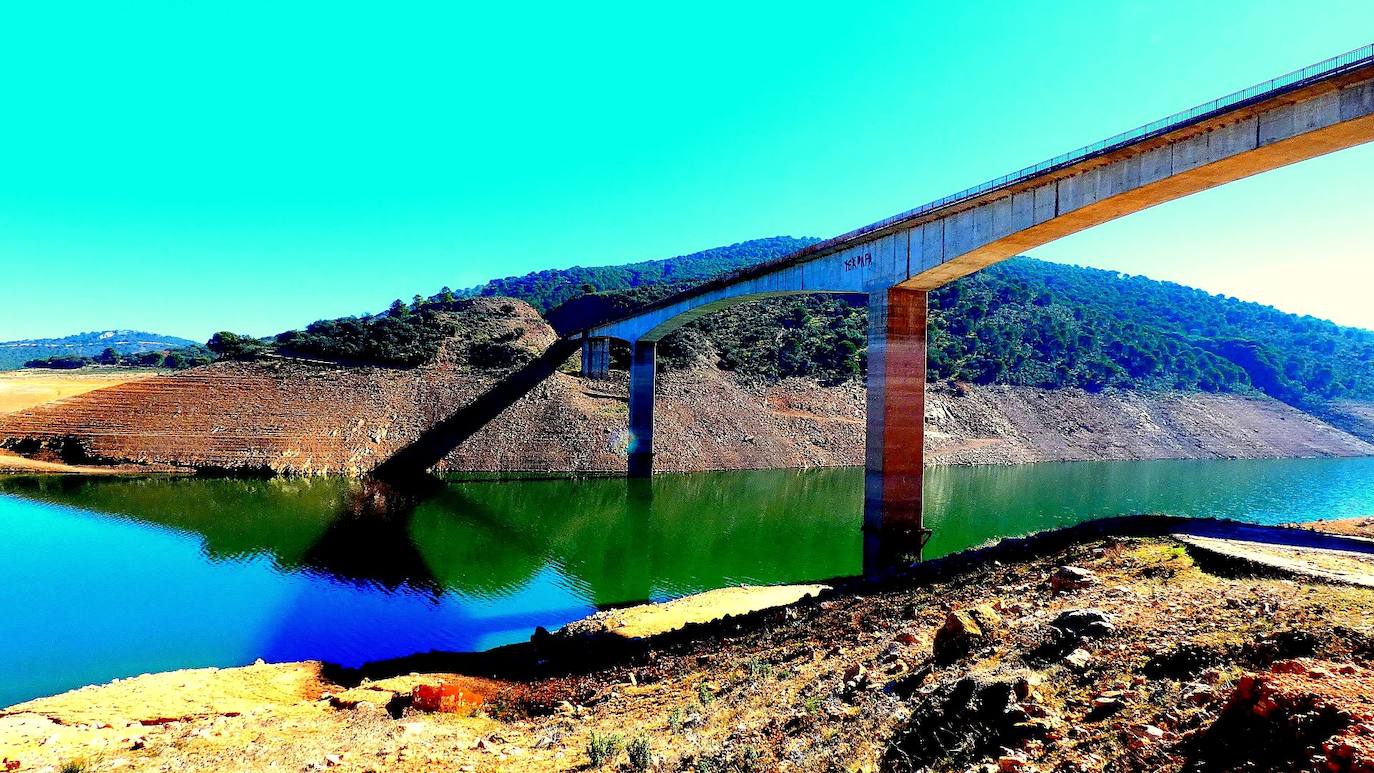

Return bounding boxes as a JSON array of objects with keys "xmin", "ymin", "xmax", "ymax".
[
  {"xmin": 469, "ymin": 239, "xmax": 1374, "ymax": 410},
  {"xmin": 201, "ymin": 235, "xmax": 1373, "ymax": 413},
  {"xmin": 0, "ymin": 330, "xmax": 198, "ymax": 370},
  {"xmin": 923, "ymin": 259, "xmax": 1374, "ymax": 406},
  {"xmin": 464, "ymin": 236, "xmax": 820, "ymax": 312}
]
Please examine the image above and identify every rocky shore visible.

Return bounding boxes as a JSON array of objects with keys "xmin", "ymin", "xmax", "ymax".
[{"xmin": 6, "ymin": 516, "xmax": 1374, "ymax": 772}]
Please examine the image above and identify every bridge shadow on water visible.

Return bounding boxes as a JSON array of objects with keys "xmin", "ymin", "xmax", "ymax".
[
  {"xmin": 7, "ymin": 457, "xmax": 1374, "ymax": 697},
  {"xmin": 0, "ymin": 467, "xmax": 867, "ymax": 672}
]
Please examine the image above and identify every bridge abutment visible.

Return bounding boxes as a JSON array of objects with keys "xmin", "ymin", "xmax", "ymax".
[
  {"xmin": 628, "ymin": 340, "xmax": 656, "ymax": 478},
  {"xmin": 864, "ymin": 287, "xmax": 929, "ymax": 575}
]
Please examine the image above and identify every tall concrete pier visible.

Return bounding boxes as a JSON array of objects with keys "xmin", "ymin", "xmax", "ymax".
[
  {"xmin": 864, "ymin": 288, "xmax": 929, "ymax": 569},
  {"xmin": 580, "ymin": 336, "xmax": 611, "ymax": 379},
  {"xmin": 627, "ymin": 341, "xmax": 656, "ymax": 478},
  {"xmin": 568, "ymin": 45, "xmax": 1374, "ymax": 572}
]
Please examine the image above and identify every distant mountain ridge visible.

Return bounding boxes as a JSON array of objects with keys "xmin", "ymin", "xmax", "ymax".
[{"xmin": 0, "ymin": 330, "xmax": 198, "ymax": 370}]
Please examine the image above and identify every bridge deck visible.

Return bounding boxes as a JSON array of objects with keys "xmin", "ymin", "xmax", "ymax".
[{"xmin": 584, "ymin": 43, "xmax": 1374, "ymax": 339}]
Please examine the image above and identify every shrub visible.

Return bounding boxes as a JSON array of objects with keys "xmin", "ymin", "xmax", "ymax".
[
  {"xmin": 587, "ymin": 731, "xmax": 622, "ymax": 769},
  {"xmin": 627, "ymin": 734, "xmax": 653, "ymax": 771},
  {"xmin": 468, "ymin": 340, "xmax": 535, "ymax": 370}
]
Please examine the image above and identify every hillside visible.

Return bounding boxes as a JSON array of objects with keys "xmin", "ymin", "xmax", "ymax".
[
  {"xmin": 464, "ymin": 236, "xmax": 820, "ymax": 312},
  {"xmin": 3, "ymin": 240, "xmax": 1372, "ymax": 476},
  {"xmin": 0, "ymin": 330, "xmax": 198, "ymax": 370},
  {"xmin": 2, "ymin": 298, "xmax": 1369, "ymax": 477},
  {"xmin": 487, "ymin": 246, "xmax": 1374, "ymax": 411},
  {"xmin": 253, "ymin": 238, "xmax": 1374, "ymax": 419}
]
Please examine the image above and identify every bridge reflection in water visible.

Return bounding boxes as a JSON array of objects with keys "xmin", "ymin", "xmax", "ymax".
[
  {"xmin": 6, "ymin": 458, "xmax": 1374, "ymax": 705},
  {"xmin": 7, "ymin": 457, "xmax": 1374, "ymax": 603}
]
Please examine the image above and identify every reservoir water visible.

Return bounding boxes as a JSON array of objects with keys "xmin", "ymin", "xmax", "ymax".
[{"xmin": 3, "ymin": 456, "xmax": 1374, "ymax": 707}]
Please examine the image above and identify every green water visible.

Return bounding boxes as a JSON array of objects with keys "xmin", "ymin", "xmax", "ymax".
[{"xmin": 3, "ymin": 456, "xmax": 1374, "ymax": 706}]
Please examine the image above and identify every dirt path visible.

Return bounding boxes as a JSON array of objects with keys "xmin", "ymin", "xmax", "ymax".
[
  {"xmin": 0, "ymin": 449, "xmax": 175, "ymax": 475},
  {"xmin": 0, "ymin": 369, "xmax": 161, "ymax": 415}
]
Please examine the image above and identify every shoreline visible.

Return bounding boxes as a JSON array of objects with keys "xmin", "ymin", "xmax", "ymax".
[
  {"xmin": 7, "ymin": 515, "xmax": 1374, "ymax": 771},
  {"xmin": 4, "ymin": 450, "xmax": 1374, "ymax": 482}
]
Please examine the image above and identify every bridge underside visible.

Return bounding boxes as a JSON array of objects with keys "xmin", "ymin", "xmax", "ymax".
[{"xmin": 570, "ymin": 50, "xmax": 1374, "ymax": 574}]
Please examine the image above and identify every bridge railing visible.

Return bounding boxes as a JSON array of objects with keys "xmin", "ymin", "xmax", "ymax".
[{"xmin": 868, "ymin": 43, "xmax": 1374, "ymax": 233}]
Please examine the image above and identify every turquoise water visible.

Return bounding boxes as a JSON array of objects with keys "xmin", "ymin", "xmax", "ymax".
[{"xmin": 3, "ymin": 456, "xmax": 1374, "ymax": 707}]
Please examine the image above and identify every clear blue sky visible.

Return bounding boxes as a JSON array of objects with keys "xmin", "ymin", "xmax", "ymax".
[{"xmin": 2, "ymin": 2, "xmax": 1372, "ymax": 341}]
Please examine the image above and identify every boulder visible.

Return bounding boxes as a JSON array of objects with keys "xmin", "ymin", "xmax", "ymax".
[
  {"xmin": 1050, "ymin": 608, "xmax": 1115, "ymax": 639},
  {"xmin": 933, "ymin": 605, "xmax": 1004, "ymax": 662}
]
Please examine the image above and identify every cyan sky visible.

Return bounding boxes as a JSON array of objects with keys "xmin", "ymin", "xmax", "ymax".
[{"xmin": 2, "ymin": 2, "xmax": 1372, "ymax": 341}]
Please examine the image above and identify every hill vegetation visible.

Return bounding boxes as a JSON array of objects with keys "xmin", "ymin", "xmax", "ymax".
[
  {"xmin": 23, "ymin": 345, "xmax": 213, "ymax": 370},
  {"xmin": 512, "ymin": 242, "xmax": 1374, "ymax": 411},
  {"xmin": 197, "ymin": 239, "xmax": 818, "ymax": 369},
  {"xmin": 465, "ymin": 236, "xmax": 819, "ymax": 312},
  {"xmin": 1, "ymin": 330, "xmax": 200, "ymax": 370},
  {"xmin": 215, "ymin": 296, "xmax": 462, "ymax": 368},
  {"xmin": 41, "ymin": 239, "xmax": 1368, "ymax": 415}
]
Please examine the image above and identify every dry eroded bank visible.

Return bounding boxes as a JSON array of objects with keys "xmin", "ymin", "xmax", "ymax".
[
  {"xmin": 0, "ymin": 300, "xmax": 1369, "ymax": 475},
  {"xmin": 1, "ymin": 364, "xmax": 1370, "ymax": 476}
]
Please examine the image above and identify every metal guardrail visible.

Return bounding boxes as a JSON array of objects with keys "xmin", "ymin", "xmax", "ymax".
[{"xmin": 589, "ymin": 43, "xmax": 1374, "ymax": 334}]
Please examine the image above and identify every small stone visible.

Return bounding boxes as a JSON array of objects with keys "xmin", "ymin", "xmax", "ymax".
[
  {"xmin": 843, "ymin": 663, "xmax": 869, "ymax": 688},
  {"xmin": 1052, "ymin": 566, "xmax": 1097, "ymax": 593},
  {"xmin": 1013, "ymin": 675, "xmax": 1040, "ymax": 702},
  {"xmin": 325, "ymin": 754, "xmax": 342, "ymax": 766},
  {"xmin": 998, "ymin": 753, "xmax": 1028, "ymax": 771},
  {"xmin": 1063, "ymin": 648, "xmax": 1092, "ymax": 669},
  {"xmin": 1092, "ymin": 694, "xmax": 1125, "ymax": 712}
]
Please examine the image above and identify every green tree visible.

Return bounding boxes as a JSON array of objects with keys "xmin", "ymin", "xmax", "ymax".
[{"xmin": 206, "ymin": 332, "xmax": 267, "ymax": 361}]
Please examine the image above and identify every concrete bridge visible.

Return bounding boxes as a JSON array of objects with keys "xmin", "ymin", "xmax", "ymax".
[{"xmin": 573, "ymin": 45, "xmax": 1374, "ymax": 571}]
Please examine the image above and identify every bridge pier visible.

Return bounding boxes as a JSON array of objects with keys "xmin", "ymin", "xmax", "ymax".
[
  {"xmin": 628, "ymin": 340, "xmax": 656, "ymax": 477},
  {"xmin": 864, "ymin": 287, "xmax": 929, "ymax": 575},
  {"xmin": 580, "ymin": 336, "xmax": 610, "ymax": 379}
]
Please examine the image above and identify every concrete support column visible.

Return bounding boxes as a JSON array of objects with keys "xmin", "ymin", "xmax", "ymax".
[
  {"xmin": 864, "ymin": 287, "xmax": 929, "ymax": 575},
  {"xmin": 580, "ymin": 337, "xmax": 610, "ymax": 379},
  {"xmin": 627, "ymin": 340, "xmax": 656, "ymax": 478}
]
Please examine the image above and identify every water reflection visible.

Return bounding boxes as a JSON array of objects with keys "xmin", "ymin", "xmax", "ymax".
[
  {"xmin": 5, "ymin": 457, "xmax": 1374, "ymax": 604},
  {"xmin": 0, "ymin": 467, "xmax": 867, "ymax": 607},
  {"xmin": 4, "ymin": 457, "xmax": 1374, "ymax": 707}
]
